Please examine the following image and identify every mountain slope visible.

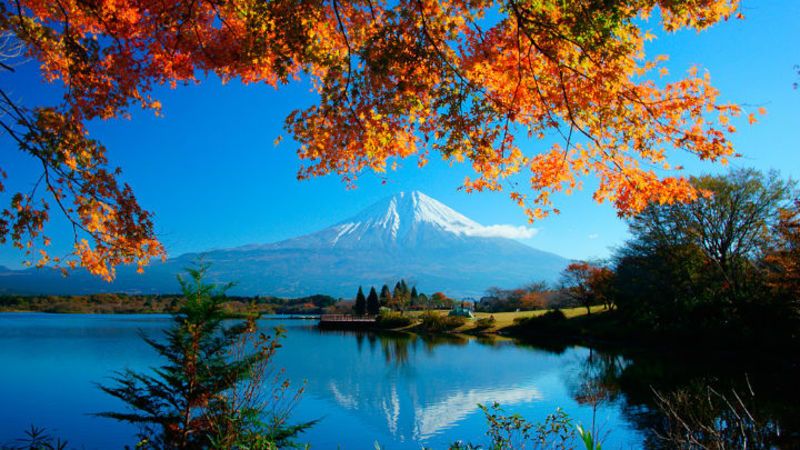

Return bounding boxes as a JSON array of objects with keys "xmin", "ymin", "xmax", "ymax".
[{"xmin": 0, "ymin": 192, "xmax": 568, "ymax": 297}]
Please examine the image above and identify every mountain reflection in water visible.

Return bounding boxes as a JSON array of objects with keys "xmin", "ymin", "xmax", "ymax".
[
  {"xmin": 281, "ymin": 325, "xmax": 634, "ymax": 448},
  {"xmin": 3, "ymin": 314, "xmax": 796, "ymax": 449}
]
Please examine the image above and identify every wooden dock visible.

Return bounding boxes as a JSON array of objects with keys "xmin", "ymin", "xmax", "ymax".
[{"xmin": 318, "ymin": 314, "xmax": 377, "ymax": 329}]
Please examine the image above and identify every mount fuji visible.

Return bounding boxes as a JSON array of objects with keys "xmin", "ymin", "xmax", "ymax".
[{"xmin": 0, "ymin": 191, "xmax": 568, "ymax": 297}]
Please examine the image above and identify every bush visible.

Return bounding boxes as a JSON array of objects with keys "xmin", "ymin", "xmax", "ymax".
[
  {"xmin": 513, "ymin": 309, "xmax": 567, "ymax": 331},
  {"xmin": 474, "ymin": 315, "xmax": 496, "ymax": 330},
  {"xmin": 376, "ymin": 311, "xmax": 413, "ymax": 329},
  {"xmin": 418, "ymin": 311, "xmax": 467, "ymax": 332}
]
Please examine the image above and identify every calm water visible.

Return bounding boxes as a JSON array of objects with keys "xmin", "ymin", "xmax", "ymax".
[{"xmin": 0, "ymin": 313, "xmax": 794, "ymax": 449}]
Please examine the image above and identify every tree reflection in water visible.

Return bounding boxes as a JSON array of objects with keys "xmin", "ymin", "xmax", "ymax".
[
  {"xmin": 559, "ymin": 343, "xmax": 800, "ymax": 449},
  {"xmin": 315, "ymin": 325, "xmax": 800, "ymax": 448}
]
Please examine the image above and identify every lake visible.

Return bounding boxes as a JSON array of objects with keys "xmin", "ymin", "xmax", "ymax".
[{"xmin": 0, "ymin": 313, "xmax": 795, "ymax": 449}]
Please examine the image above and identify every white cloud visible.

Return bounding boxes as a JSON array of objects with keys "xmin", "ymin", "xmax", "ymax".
[
  {"xmin": 588, "ymin": 233, "xmax": 599, "ymax": 240},
  {"xmin": 464, "ymin": 224, "xmax": 540, "ymax": 239}
]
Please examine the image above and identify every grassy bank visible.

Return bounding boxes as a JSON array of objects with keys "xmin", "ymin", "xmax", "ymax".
[{"xmin": 393, "ymin": 306, "xmax": 608, "ymax": 334}]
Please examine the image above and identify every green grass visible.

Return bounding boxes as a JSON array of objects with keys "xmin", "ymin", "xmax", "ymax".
[{"xmin": 403, "ymin": 305, "xmax": 608, "ymax": 334}]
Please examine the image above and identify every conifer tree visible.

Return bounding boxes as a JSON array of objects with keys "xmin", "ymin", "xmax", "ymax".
[
  {"xmin": 400, "ymin": 279, "xmax": 409, "ymax": 294},
  {"xmin": 367, "ymin": 287, "xmax": 380, "ymax": 316},
  {"xmin": 379, "ymin": 284, "xmax": 392, "ymax": 307},
  {"xmin": 354, "ymin": 286, "xmax": 367, "ymax": 316},
  {"xmin": 97, "ymin": 264, "xmax": 312, "ymax": 449},
  {"xmin": 410, "ymin": 286, "xmax": 419, "ymax": 308}
]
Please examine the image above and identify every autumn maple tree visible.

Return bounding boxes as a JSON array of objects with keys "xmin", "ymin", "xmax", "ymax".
[
  {"xmin": 559, "ymin": 261, "xmax": 614, "ymax": 314},
  {"xmin": 765, "ymin": 200, "xmax": 800, "ymax": 304},
  {"xmin": 1, "ymin": 0, "xmax": 752, "ymax": 279}
]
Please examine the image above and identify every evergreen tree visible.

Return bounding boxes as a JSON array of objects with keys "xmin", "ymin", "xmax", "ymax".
[
  {"xmin": 400, "ymin": 279, "xmax": 409, "ymax": 295},
  {"xmin": 367, "ymin": 287, "xmax": 380, "ymax": 316},
  {"xmin": 354, "ymin": 286, "xmax": 367, "ymax": 316},
  {"xmin": 410, "ymin": 286, "xmax": 419, "ymax": 307},
  {"xmin": 393, "ymin": 281, "xmax": 403, "ymax": 300},
  {"xmin": 379, "ymin": 284, "xmax": 392, "ymax": 307},
  {"xmin": 97, "ymin": 264, "xmax": 312, "ymax": 449}
]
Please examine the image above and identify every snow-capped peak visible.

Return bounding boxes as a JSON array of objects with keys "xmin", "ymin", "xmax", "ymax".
[
  {"xmin": 344, "ymin": 191, "xmax": 480, "ymax": 238},
  {"xmin": 325, "ymin": 191, "xmax": 537, "ymax": 247}
]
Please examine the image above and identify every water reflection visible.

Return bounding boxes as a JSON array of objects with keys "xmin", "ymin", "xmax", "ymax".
[
  {"xmin": 309, "ymin": 324, "xmax": 800, "ymax": 448},
  {"xmin": 554, "ymin": 340, "xmax": 800, "ymax": 449},
  {"xmin": 2, "ymin": 314, "xmax": 795, "ymax": 449},
  {"xmin": 302, "ymin": 327, "xmax": 555, "ymax": 443}
]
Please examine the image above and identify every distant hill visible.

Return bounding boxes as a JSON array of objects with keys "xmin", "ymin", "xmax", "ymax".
[{"xmin": 0, "ymin": 191, "xmax": 568, "ymax": 297}]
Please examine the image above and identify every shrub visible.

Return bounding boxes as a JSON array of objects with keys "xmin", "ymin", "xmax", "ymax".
[
  {"xmin": 376, "ymin": 311, "xmax": 413, "ymax": 329},
  {"xmin": 513, "ymin": 309, "xmax": 568, "ymax": 333},
  {"xmin": 474, "ymin": 316, "xmax": 496, "ymax": 330},
  {"xmin": 418, "ymin": 311, "xmax": 467, "ymax": 332}
]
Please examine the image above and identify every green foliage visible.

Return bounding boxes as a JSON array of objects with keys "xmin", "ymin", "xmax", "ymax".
[
  {"xmin": 379, "ymin": 284, "xmax": 392, "ymax": 307},
  {"xmin": 375, "ymin": 311, "xmax": 412, "ymax": 329},
  {"xmin": 366, "ymin": 287, "xmax": 380, "ymax": 316},
  {"xmin": 514, "ymin": 309, "xmax": 566, "ymax": 326},
  {"xmin": 480, "ymin": 282, "xmax": 550, "ymax": 313},
  {"xmin": 410, "ymin": 286, "xmax": 418, "ymax": 303},
  {"xmin": 96, "ymin": 264, "xmax": 312, "ymax": 449},
  {"xmin": 388, "ymin": 279, "xmax": 412, "ymax": 311},
  {"xmin": 0, "ymin": 293, "xmax": 336, "ymax": 315},
  {"xmin": 1, "ymin": 426, "xmax": 68, "ymax": 450},
  {"xmin": 614, "ymin": 168, "xmax": 799, "ymax": 342},
  {"xmin": 374, "ymin": 404, "xmax": 594, "ymax": 450},
  {"xmin": 417, "ymin": 293, "xmax": 429, "ymax": 309},
  {"xmin": 474, "ymin": 315, "xmax": 496, "ymax": 330},
  {"xmin": 354, "ymin": 286, "xmax": 367, "ymax": 316},
  {"xmin": 480, "ymin": 403, "xmax": 576, "ymax": 450},
  {"xmin": 576, "ymin": 425, "xmax": 602, "ymax": 450},
  {"xmin": 418, "ymin": 311, "xmax": 466, "ymax": 333}
]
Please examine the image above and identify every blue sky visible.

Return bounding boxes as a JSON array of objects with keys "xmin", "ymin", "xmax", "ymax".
[{"xmin": 1, "ymin": 0, "xmax": 799, "ymax": 269}]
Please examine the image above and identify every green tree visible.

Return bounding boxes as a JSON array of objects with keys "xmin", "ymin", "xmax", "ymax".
[
  {"xmin": 97, "ymin": 264, "xmax": 311, "ymax": 449},
  {"xmin": 410, "ymin": 286, "xmax": 419, "ymax": 308},
  {"xmin": 632, "ymin": 169, "xmax": 793, "ymax": 304},
  {"xmin": 615, "ymin": 169, "xmax": 796, "ymax": 334},
  {"xmin": 354, "ymin": 286, "xmax": 367, "ymax": 316},
  {"xmin": 379, "ymin": 284, "xmax": 392, "ymax": 307},
  {"xmin": 418, "ymin": 293, "xmax": 430, "ymax": 310},
  {"xmin": 392, "ymin": 280, "xmax": 412, "ymax": 311},
  {"xmin": 367, "ymin": 287, "xmax": 380, "ymax": 316}
]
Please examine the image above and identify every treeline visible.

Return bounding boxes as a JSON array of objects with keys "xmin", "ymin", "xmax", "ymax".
[
  {"xmin": 348, "ymin": 279, "xmax": 456, "ymax": 315},
  {"xmin": 0, "ymin": 266, "xmax": 313, "ymax": 449},
  {"xmin": 477, "ymin": 281, "xmax": 555, "ymax": 312},
  {"xmin": 542, "ymin": 168, "xmax": 800, "ymax": 348},
  {"xmin": 0, "ymin": 292, "xmax": 337, "ymax": 315}
]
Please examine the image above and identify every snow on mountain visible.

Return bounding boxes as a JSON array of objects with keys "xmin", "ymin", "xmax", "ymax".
[
  {"xmin": 325, "ymin": 191, "xmax": 535, "ymax": 244},
  {"xmin": 258, "ymin": 191, "xmax": 538, "ymax": 251},
  {"xmin": 339, "ymin": 191, "xmax": 480, "ymax": 240},
  {"xmin": 0, "ymin": 191, "xmax": 568, "ymax": 297}
]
